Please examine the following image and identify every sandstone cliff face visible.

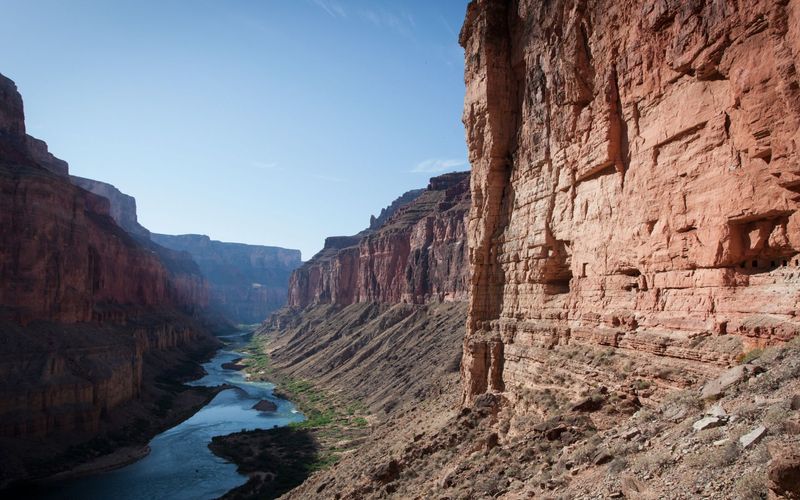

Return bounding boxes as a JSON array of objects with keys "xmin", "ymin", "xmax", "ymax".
[
  {"xmin": 0, "ymin": 315, "xmax": 208, "ymax": 439},
  {"xmin": 0, "ymin": 73, "xmax": 215, "ymax": 453},
  {"xmin": 70, "ymin": 175, "xmax": 151, "ymax": 239},
  {"xmin": 151, "ymin": 234, "xmax": 301, "ymax": 324},
  {"xmin": 69, "ymin": 177, "xmax": 210, "ymax": 316},
  {"xmin": 288, "ymin": 172, "xmax": 471, "ymax": 308},
  {"xmin": 460, "ymin": 0, "xmax": 800, "ymax": 403}
]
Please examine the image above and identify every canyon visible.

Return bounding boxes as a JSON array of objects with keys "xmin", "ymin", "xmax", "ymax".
[
  {"xmin": 2, "ymin": 0, "xmax": 800, "ymax": 497},
  {"xmin": 0, "ymin": 72, "xmax": 218, "ymax": 487},
  {"xmin": 69, "ymin": 177, "xmax": 302, "ymax": 326},
  {"xmin": 152, "ymin": 233, "xmax": 301, "ymax": 325},
  {"xmin": 206, "ymin": 171, "xmax": 473, "ymax": 498},
  {"xmin": 266, "ymin": 172, "xmax": 469, "ymax": 415},
  {"xmin": 266, "ymin": 172, "xmax": 471, "ymax": 413},
  {"xmin": 241, "ymin": 1, "xmax": 800, "ymax": 498}
]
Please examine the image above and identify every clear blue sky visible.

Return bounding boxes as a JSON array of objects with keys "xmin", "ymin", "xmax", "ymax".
[{"xmin": 0, "ymin": 0, "xmax": 469, "ymax": 259}]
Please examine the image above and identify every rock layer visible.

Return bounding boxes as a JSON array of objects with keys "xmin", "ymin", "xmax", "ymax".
[
  {"xmin": 0, "ymin": 72, "xmax": 216, "ymax": 474},
  {"xmin": 151, "ymin": 234, "xmax": 301, "ymax": 324},
  {"xmin": 288, "ymin": 172, "xmax": 471, "ymax": 308},
  {"xmin": 460, "ymin": 0, "xmax": 800, "ymax": 403},
  {"xmin": 68, "ymin": 178, "xmax": 211, "ymax": 317},
  {"xmin": 70, "ymin": 176, "xmax": 151, "ymax": 239}
]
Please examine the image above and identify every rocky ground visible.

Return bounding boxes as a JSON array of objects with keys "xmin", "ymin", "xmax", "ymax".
[
  {"xmin": 280, "ymin": 338, "xmax": 800, "ymax": 499},
  {"xmin": 208, "ymin": 301, "xmax": 467, "ymax": 499},
  {"xmin": 261, "ymin": 302, "xmax": 466, "ymax": 416}
]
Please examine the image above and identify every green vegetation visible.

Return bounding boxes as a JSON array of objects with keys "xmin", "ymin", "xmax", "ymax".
[
  {"xmin": 238, "ymin": 337, "xmax": 372, "ymax": 474},
  {"xmin": 209, "ymin": 427, "xmax": 319, "ymax": 500},
  {"xmin": 737, "ymin": 348, "xmax": 764, "ymax": 364}
]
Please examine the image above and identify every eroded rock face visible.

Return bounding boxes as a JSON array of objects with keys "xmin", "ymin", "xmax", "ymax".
[
  {"xmin": 288, "ymin": 172, "xmax": 471, "ymax": 308},
  {"xmin": 71, "ymin": 176, "xmax": 150, "ymax": 239},
  {"xmin": 0, "ymin": 73, "xmax": 215, "ymax": 449},
  {"xmin": 461, "ymin": 0, "xmax": 800, "ymax": 402},
  {"xmin": 151, "ymin": 234, "xmax": 301, "ymax": 324},
  {"xmin": 70, "ymin": 178, "xmax": 210, "ymax": 316}
]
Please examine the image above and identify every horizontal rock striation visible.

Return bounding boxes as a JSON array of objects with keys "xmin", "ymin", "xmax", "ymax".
[
  {"xmin": 0, "ymin": 315, "xmax": 209, "ymax": 439},
  {"xmin": 69, "ymin": 178, "xmax": 210, "ymax": 317},
  {"xmin": 461, "ymin": 0, "xmax": 800, "ymax": 403},
  {"xmin": 151, "ymin": 234, "xmax": 301, "ymax": 324},
  {"xmin": 288, "ymin": 172, "xmax": 471, "ymax": 308},
  {"xmin": 0, "ymin": 72, "xmax": 216, "ymax": 467}
]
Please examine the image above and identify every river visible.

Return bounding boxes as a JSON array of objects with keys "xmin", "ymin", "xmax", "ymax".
[{"xmin": 40, "ymin": 330, "xmax": 303, "ymax": 500}]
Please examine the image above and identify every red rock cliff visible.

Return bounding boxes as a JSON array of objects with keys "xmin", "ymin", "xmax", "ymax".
[
  {"xmin": 288, "ymin": 172, "xmax": 471, "ymax": 308},
  {"xmin": 68, "ymin": 177, "xmax": 210, "ymax": 316},
  {"xmin": 0, "ymin": 73, "xmax": 215, "ymax": 448},
  {"xmin": 460, "ymin": 0, "xmax": 800, "ymax": 402}
]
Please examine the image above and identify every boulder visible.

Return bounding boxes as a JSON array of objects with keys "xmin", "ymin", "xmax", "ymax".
[
  {"xmin": 739, "ymin": 425, "xmax": 767, "ymax": 449},
  {"xmin": 693, "ymin": 416, "xmax": 726, "ymax": 432},
  {"xmin": 768, "ymin": 444, "xmax": 800, "ymax": 499},
  {"xmin": 252, "ymin": 400, "xmax": 278, "ymax": 412},
  {"xmin": 701, "ymin": 365, "xmax": 763, "ymax": 400}
]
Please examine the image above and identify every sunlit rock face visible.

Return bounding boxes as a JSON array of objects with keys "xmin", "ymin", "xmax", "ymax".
[
  {"xmin": 287, "ymin": 172, "xmax": 471, "ymax": 308},
  {"xmin": 460, "ymin": 0, "xmax": 800, "ymax": 403}
]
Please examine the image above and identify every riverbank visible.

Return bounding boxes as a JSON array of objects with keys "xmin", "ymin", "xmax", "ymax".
[
  {"xmin": 208, "ymin": 339, "xmax": 372, "ymax": 499},
  {"xmin": 28, "ymin": 330, "xmax": 304, "ymax": 500},
  {"xmin": 1, "ymin": 337, "xmax": 224, "ymax": 494}
]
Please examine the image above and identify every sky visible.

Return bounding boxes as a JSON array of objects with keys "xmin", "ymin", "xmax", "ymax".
[{"xmin": 0, "ymin": 0, "xmax": 470, "ymax": 259}]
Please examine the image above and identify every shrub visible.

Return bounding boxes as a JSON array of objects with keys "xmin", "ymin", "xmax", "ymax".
[
  {"xmin": 737, "ymin": 348, "xmax": 763, "ymax": 364},
  {"xmin": 734, "ymin": 471, "xmax": 767, "ymax": 500}
]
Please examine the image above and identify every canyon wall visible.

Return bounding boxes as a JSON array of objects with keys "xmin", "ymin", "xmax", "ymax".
[
  {"xmin": 288, "ymin": 172, "xmax": 471, "ymax": 308},
  {"xmin": 0, "ymin": 72, "xmax": 216, "ymax": 469},
  {"xmin": 260, "ymin": 172, "xmax": 472, "ymax": 416},
  {"xmin": 152, "ymin": 234, "xmax": 301, "ymax": 324},
  {"xmin": 460, "ymin": 0, "xmax": 800, "ymax": 403},
  {"xmin": 71, "ymin": 175, "xmax": 150, "ymax": 239},
  {"xmin": 68, "ymin": 177, "xmax": 210, "ymax": 316}
]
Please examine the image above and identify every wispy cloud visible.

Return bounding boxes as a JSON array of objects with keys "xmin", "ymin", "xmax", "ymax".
[
  {"xmin": 252, "ymin": 161, "xmax": 281, "ymax": 170},
  {"xmin": 358, "ymin": 7, "xmax": 415, "ymax": 39},
  {"xmin": 440, "ymin": 15, "xmax": 458, "ymax": 39},
  {"xmin": 312, "ymin": 0, "xmax": 346, "ymax": 19},
  {"xmin": 310, "ymin": 173, "xmax": 344, "ymax": 183},
  {"xmin": 411, "ymin": 158, "xmax": 467, "ymax": 173}
]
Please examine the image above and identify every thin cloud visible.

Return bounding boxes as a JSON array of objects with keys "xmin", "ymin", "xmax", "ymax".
[
  {"xmin": 252, "ymin": 161, "xmax": 281, "ymax": 170},
  {"xmin": 411, "ymin": 158, "xmax": 467, "ymax": 173},
  {"xmin": 310, "ymin": 173, "xmax": 345, "ymax": 183},
  {"xmin": 312, "ymin": 0, "xmax": 346, "ymax": 18},
  {"xmin": 440, "ymin": 15, "xmax": 458, "ymax": 39},
  {"xmin": 359, "ymin": 7, "xmax": 415, "ymax": 39}
]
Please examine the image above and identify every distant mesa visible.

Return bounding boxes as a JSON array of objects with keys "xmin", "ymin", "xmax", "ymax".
[{"xmin": 152, "ymin": 233, "xmax": 302, "ymax": 325}]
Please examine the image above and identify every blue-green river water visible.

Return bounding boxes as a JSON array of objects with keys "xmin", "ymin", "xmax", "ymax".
[{"xmin": 39, "ymin": 331, "xmax": 302, "ymax": 499}]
